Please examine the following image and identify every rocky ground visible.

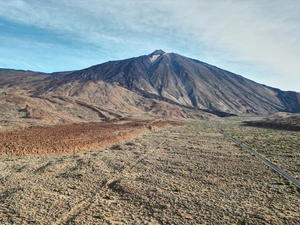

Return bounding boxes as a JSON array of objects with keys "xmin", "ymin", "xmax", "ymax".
[
  {"xmin": 243, "ymin": 112, "xmax": 300, "ymax": 131},
  {"xmin": 0, "ymin": 119, "xmax": 181, "ymax": 156},
  {"xmin": 215, "ymin": 116, "xmax": 300, "ymax": 185},
  {"xmin": 0, "ymin": 119, "xmax": 299, "ymax": 224}
]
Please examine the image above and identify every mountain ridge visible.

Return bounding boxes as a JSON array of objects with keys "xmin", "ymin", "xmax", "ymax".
[
  {"xmin": 0, "ymin": 50, "xmax": 300, "ymax": 130},
  {"xmin": 43, "ymin": 50, "xmax": 300, "ymax": 114}
]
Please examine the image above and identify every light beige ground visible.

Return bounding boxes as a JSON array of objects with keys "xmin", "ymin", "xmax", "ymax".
[{"xmin": 0, "ymin": 119, "xmax": 299, "ymax": 224}]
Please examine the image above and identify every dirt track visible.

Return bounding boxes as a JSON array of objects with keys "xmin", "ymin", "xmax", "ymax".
[{"xmin": 0, "ymin": 119, "xmax": 183, "ymax": 157}]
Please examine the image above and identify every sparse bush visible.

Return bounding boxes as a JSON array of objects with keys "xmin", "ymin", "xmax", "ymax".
[
  {"xmin": 174, "ymin": 187, "xmax": 183, "ymax": 192},
  {"xmin": 147, "ymin": 125, "xmax": 153, "ymax": 131},
  {"xmin": 110, "ymin": 144, "xmax": 122, "ymax": 150}
]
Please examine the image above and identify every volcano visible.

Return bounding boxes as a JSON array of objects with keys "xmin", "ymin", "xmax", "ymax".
[{"xmin": 0, "ymin": 50, "xmax": 299, "ymax": 130}]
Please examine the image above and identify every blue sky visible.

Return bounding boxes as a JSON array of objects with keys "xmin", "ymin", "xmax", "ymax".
[{"xmin": 0, "ymin": 0, "xmax": 299, "ymax": 91}]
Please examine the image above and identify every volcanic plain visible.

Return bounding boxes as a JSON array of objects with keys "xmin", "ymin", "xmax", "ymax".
[{"xmin": 0, "ymin": 117, "xmax": 299, "ymax": 224}]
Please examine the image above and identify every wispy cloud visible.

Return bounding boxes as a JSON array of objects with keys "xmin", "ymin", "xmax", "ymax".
[{"xmin": 0, "ymin": 0, "xmax": 299, "ymax": 91}]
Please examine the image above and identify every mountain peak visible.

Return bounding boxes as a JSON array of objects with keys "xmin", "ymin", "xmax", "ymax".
[
  {"xmin": 38, "ymin": 50, "xmax": 300, "ymax": 115},
  {"xmin": 149, "ymin": 50, "xmax": 165, "ymax": 63},
  {"xmin": 149, "ymin": 49, "xmax": 165, "ymax": 56}
]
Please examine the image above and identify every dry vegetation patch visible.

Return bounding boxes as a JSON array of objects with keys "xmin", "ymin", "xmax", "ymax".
[{"xmin": 0, "ymin": 119, "xmax": 183, "ymax": 156}]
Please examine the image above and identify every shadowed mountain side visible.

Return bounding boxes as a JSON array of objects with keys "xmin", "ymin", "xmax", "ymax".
[
  {"xmin": 0, "ymin": 69, "xmax": 48, "ymax": 87},
  {"xmin": 0, "ymin": 50, "xmax": 300, "ymax": 130},
  {"xmin": 46, "ymin": 50, "xmax": 300, "ymax": 114},
  {"xmin": 0, "ymin": 77, "xmax": 214, "ymax": 130},
  {"xmin": 40, "ymin": 80, "xmax": 217, "ymax": 119}
]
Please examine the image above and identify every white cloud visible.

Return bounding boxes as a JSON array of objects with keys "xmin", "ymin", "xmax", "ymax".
[
  {"xmin": 0, "ymin": 0, "xmax": 299, "ymax": 91},
  {"xmin": 155, "ymin": 1, "xmax": 300, "ymax": 90}
]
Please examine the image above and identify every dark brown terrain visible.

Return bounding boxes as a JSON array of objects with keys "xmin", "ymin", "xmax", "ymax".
[
  {"xmin": 0, "ymin": 119, "xmax": 182, "ymax": 157},
  {"xmin": 243, "ymin": 112, "xmax": 300, "ymax": 131}
]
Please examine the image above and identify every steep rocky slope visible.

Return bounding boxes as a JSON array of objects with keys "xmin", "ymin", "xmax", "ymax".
[
  {"xmin": 0, "ymin": 69, "xmax": 212, "ymax": 130},
  {"xmin": 46, "ymin": 50, "xmax": 300, "ymax": 114},
  {"xmin": 0, "ymin": 50, "xmax": 300, "ymax": 130}
]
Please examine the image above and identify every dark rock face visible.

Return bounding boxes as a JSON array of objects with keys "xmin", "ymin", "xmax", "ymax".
[{"xmin": 46, "ymin": 50, "xmax": 300, "ymax": 114}]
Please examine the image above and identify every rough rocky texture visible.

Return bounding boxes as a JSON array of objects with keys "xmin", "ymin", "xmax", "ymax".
[
  {"xmin": 47, "ymin": 50, "xmax": 300, "ymax": 114},
  {"xmin": 243, "ymin": 112, "xmax": 300, "ymax": 131},
  {"xmin": 1, "ymin": 50, "xmax": 300, "ymax": 130},
  {"xmin": 0, "ymin": 119, "xmax": 299, "ymax": 224},
  {"xmin": 0, "ymin": 119, "xmax": 182, "ymax": 156},
  {"xmin": 0, "ymin": 69, "xmax": 213, "ymax": 131}
]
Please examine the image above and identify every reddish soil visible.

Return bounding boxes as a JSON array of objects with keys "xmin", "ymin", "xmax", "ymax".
[{"xmin": 0, "ymin": 119, "xmax": 183, "ymax": 157}]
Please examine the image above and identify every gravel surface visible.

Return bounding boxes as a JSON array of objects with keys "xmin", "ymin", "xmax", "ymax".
[{"xmin": 0, "ymin": 119, "xmax": 299, "ymax": 224}]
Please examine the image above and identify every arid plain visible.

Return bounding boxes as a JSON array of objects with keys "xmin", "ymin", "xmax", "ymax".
[
  {"xmin": 1, "ymin": 21, "xmax": 300, "ymax": 225},
  {"xmin": 0, "ymin": 117, "xmax": 299, "ymax": 224}
]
